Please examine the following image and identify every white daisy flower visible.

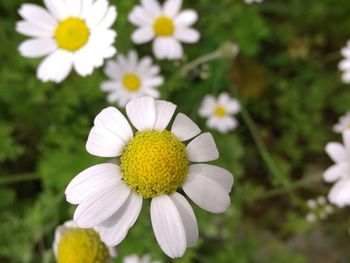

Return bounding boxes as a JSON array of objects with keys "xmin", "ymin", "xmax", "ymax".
[
  {"xmin": 244, "ymin": 0, "xmax": 263, "ymax": 4},
  {"xmin": 101, "ymin": 50, "xmax": 164, "ymax": 107},
  {"xmin": 16, "ymin": 0, "xmax": 117, "ymax": 83},
  {"xmin": 333, "ymin": 112, "xmax": 350, "ymax": 133},
  {"xmin": 53, "ymin": 220, "xmax": 117, "ymax": 263},
  {"xmin": 323, "ymin": 130, "xmax": 350, "ymax": 207},
  {"xmin": 199, "ymin": 92, "xmax": 241, "ymax": 134},
  {"xmin": 128, "ymin": 0, "xmax": 200, "ymax": 60},
  {"xmin": 65, "ymin": 96, "xmax": 234, "ymax": 258},
  {"xmin": 339, "ymin": 40, "xmax": 350, "ymax": 83},
  {"xmin": 123, "ymin": 254, "xmax": 161, "ymax": 263}
]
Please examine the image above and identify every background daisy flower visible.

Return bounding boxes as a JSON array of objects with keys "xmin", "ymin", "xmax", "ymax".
[
  {"xmin": 199, "ymin": 92, "xmax": 241, "ymax": 134},
  {"xmin": 123, "ymin": 254, "xmax": 161, "ymax": 263},
  {"xmin": 16, "ymin": 0, "xmax": 117, "ymax": 83},
  {"xmin": 65, "ymin": 97, "xmax": 234, "ymax": 258},
  {"xmin": 333, "ymin": 112, "xmax": 350, "ymax": 133},
  {"xmin": 339, "ymin": 40, "xmax": 350, "ymax": 83},
  {"xmin": 53, "ymin": 220, "xmax": 117, "ymax": 263},
  {"xmin": 128, "ymin": 0, "xmax": 200, "ymax": 60},
  {"xmin": 324, "ymin": 130, "xmax": 350, "ymax": 207},
  {"xmin": 101, "ymin": 50, "xmax": 164, "ymax": 107}
]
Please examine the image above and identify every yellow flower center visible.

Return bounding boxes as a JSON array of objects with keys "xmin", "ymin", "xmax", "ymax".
[
  {"xmin": 153, "ymin": 16, "xmax": 175, "ymax": 36},
  {"xmin": 214, "ymin": 106, "xmax": 226, "ymax": 117},
  {"xmin": 120, "ymin": 131, "xmax": 189, "ymax": 198},
  {"xmin": 54, "ymin": 17, "xmax": 90, "ymax": 52},
  {"xmin": 57, "ymin": 228, "xmax": 109, "ymax": 263},
  {"xmin": 123, "ymin": 74, "xmax": 141, "ymax": 92}
]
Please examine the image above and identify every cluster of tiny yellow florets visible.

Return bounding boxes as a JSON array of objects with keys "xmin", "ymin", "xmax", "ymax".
[
  {"xmin": 57, "ymin": 228, "xmax": 109, "ymax": 263},
  {"xmin": 121, "ymin": 130, "xmax": 189, "ymax": 198}
]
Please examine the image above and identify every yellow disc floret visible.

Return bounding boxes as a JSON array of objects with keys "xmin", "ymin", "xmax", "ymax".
[
  {"xmin": 54, "ymin": 17, "xmax": 90, "ymax": 52},
  {"xmin": 57, "ymin": 228, "xmax": 109, "ymax": 263},
  {"xmin": 153, "ymin": 16, "xmax": 175, "ymax": 36},
  {"xmin": 123, "ymin": 74, "xmax": 141, "ymax": 91},
  {"xmin": 121, "ymin": 130, "xmax": 189, "ymax": 198},
  {"xmin": 214, "ymin": 106, "xmax": 226, "ymax": 117}
]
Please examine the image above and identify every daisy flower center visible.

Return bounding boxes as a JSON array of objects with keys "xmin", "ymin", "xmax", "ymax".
[
  {"xmin": 57, "ymin": 228, "xmax": 109, "ymax": 263},
  {"xmin": 120, "ymin": 130, "xmax": 189, "ymax": 198},
  {"xmin": 54, "ymin": 18, "xmax": 90, "ymax": 52},
  {"xmin": 123, "ymin": 74, "xmax": 141, "ymax": 91},
  {"xmin": 214, "ymin": 106, "xmax": 227, "ymax": 118},
  {"xmin": 153, "ymin": 16, "xmax": 175, "ymax": 36}
]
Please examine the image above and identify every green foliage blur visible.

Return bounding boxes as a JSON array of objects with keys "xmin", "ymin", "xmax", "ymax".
[{"xmin": 1, "ymin": 0, "xmax": 350, "ymax": 262}]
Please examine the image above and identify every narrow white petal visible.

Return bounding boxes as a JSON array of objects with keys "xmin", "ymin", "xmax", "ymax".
[
  {"xmin": 188, "ymin": 164, "xmax": 234, "ymax": 192},
  {"xmin": 73, "ymin": 45, "xmax": 95, "ymax": 77},
  {"xmin": 328, "ymin": 178, "xmax": 350, "ymax": 207},
  {"xmin": 99, "ymin": 192, "xmax": 142, "ymax": 246},
  {"xmin": 94, "ymin": 107, "xmax": 133, "ymax": 143},
  {"xmin": 170, "ymin": 193, "xmax": 198, "ymax": 247},
  {"xmin": 37, "ymin": 49, "xmax": 73, "ymax": 83},
  {"xmin": 164, "ymin": 0, "xmax": 182, "ymax": 18},
  {"xmin": 65, "ymin": 163, "xmax": 121, "ymax": 205},
  {"xmin": 132, "ymin": 27, "xmax": 155, "ymax": 44},
  {"xmin": 128, "ymin": 6, "xmax": 153, "ymax": 27},
  {"xmin": 126, "ymin": 97, "xmax": 156, "ymax": 131},
  {"xmin": 153, "ymin": 100, "xmax": 177, "ymax": 131},
  {"xmin": 85, "ymin": 0, "xmax": 109, "ymax": 28},
  {"xmin": 198, "ymin": 95, "xmax": 216, "ymax": 117},
  {"xmin": 171, "ymin": 113, "xmax": 201, "ymax": 141},
  {"xmin": 154, "ymin": 38, "xmax": 183, "ymax": 60},
  {"xmin": 183, "ymin": 173, "xmax": 230, "ymax": 213},
  {"xmin": 174, "ymin": 10, "xmax": 198, "ymax": 27},
  {"xmin": 18, "ymin": 4, "xmax": 57, "ymax": 30},
  {"xmin": 325, "ymin": 142, "xmax": 348, "ymax": 163},
  {"xmin": 16, "ymin": 21, "xmax": 52, "ymax": 38},
  {"xmin": 74, "ymin": 181, "xmax": 131, "ymax": 227},
  {"xmin": 151, "ymin": 195, "xmax": 187, "ymax": 258},
  {"xmin": 18, "ymin": 38, "xmax": 57, "ymax": 58},
  {"xmin": 174, "ymin": 28, "xmax": 200, "ymax": 43},
  {"xmin": 343, "ymin": 130, "xmax": 350, "ymax": 154},
  {"xmin": 323, "ymin": 162, "xmax": 350, "ymax": 183},
  {"xmin": 64, "ymin": 0, "xmax": 82, "ymax": 17},
  {"xmin": 141, "ymin": 0, "xmax": 161, "ymax": 14},
  {"xmin": 95, "ymin": 6, "xmax": 117, "ymax": 31},
  {"xmin": 43, "ymin": 0, "xmax": 68, "ymax": 20},
  {"xmin": 186, "ymin": 133, "xmax": 218, "ymax": 162},
  {"xmin": 80, "ymin": 0, "xmax": 94, "ymax": 18}
]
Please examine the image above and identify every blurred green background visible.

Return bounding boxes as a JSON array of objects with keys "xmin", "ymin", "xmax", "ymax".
[{"xmin": 1, "ymin": 0, "xmax": 350, "ymax": 262}]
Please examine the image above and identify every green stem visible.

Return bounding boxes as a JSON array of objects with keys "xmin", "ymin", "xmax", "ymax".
[{"xmin": 0, "ymin": 173, "xmax": 40, "ymax": 185}]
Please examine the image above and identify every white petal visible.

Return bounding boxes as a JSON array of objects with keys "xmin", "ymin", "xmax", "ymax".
[
  {"xmin": 80, "ymin": 0, "xmax": 94, "ymax": 19},
  {"xmin": 153, "ymin": 100, "xmax": 177, "ymax": 131},
  {"xmin": 174, "ymin": 10, "xmax": 198, "ymax": 27},
  {"xmin": 85, "ymin": 0, "xmax": 109, "ymax": 28},
  {"xmin": 164, "ymin": 0, "xmax": 182, "ymax": 18},
  {"xmin": 43, "ymin": 0, "xmax": 68, "ymax": 20},
  {"xmin": 74, "ymin": 180, "xmax": 131, "ymax": 227},
  {"xmin": 170, "ymin": 193, "xmax": 198, "ymax": 248},
  {"xmin": 343, "ymin": 130, "xmax": 350, "ymax": 154},
  {"xmin": 141, "ymin": 0, "xmax": 161, "ymax": 15},
  {"xmin": 325, "ymin": 142, "xmax": 348, "ymax": 163},
  {"xmin": 151, "ymin": 195, "xmax": 187, "ymax": 258},
  {"xmin": 323, "ymin": 162, "xmax": 350, "ymax": 183},
  {"xmin": 171, "ymin": 113, "xmax": 201, "ymax": 141},
  {"xmin": 198, "ymin": 95, "xmax": 216, "ymax": 117},
  {"xmin": 37, "ymin": 49, "xmax": 73, "ymax": 83},
  {"xmin": 183, "ymin": 173, "xmax": 230, "ymax": 213},
  {"xmin": 86, "ymin": 126, "xmax": 126, "ymax": 157},
  {"xmin": 328, "ymin": 178, "xmax": 350, "ymax": 207},
  {"xmin": 18, "ymin": 4, "xmax": 57, "ymax": 30},
  {"xmin": 95, "ymin": 6, "xmax": 117, "ymax": 31},
  {"xmin": 126, "ymin": 97, "xmax": 156, "ymax": 131},
  {"xmin": 153, "ymin": 38, "xmax": 183, "ymax": 60},
  {"xmin": 16, "ymin": 21, "xmax": 52, "ymax": 38},
  {"xmin": 94, "ymin": 107, "xmax": 133, "ymax": 143},
  {"xmin": 73, "ymin": 45, "xmax": 95, "ymax": 77},
  {"xmin": 65, "ymin": 163, "xmax": 121, "ymax": 204},
  {"xmin": 174, "ymin": 28, "xmax": 200, "ymax": 43},
  {"xmin": 186, "ymin": 133, "xmax": 219, "ymax": 162},
  {"xmin": 128, "ymin": 6, "xmax": 153, "ymax": 27},
  {"xmin": 99, "ymin": 192, "xmax": 142, "ymax": 246},
  {"xmin": 64, "ymin": 0, "xmax": 82, "ymax": 17},
  {"xmin": 132, "ymin": 27, "xmax": 155, "ymax": 44},
  {"xmin": 18, "ymin": 38, "xmax": 57, "ymax": 58},
  {"xmin": 188, "ymin": 164, "xmax": 234, "ymax": 192}
]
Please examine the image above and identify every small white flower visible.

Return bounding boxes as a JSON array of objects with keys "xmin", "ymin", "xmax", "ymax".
[
  {"xmin": 128, "ymin": 0, "xmax": 200, "ymax": 60},
  {"xmin": 323, "ymin": 130, "xmax": 350, "ymax": 207},
  {"xmin": 16, "ymin": 0, "xmax": 117, "ymax": 83},
  {"xmin": 101, "ymin": 50, "xmax": 164, "ymax": 107},
  {"xmin": 123, "ymin": 254, "xmax": 161, "ymax": 263},
  {"xmin": 244, "ymin": 0, "xmax": 263, "ymax": 4},
  {"xmin": 53, "ymin": 220, "xmax": 117, "ymax": 262},
  {"xmin": 339, "ymin": 40, "xmax": 350, "ymax": 83},
  {"xmin": 65, "ymin": 96, "xmax": 234, "ymax": 258},
  {"xmin": 333, "ymin": 112, "xmax": 350, "ymax": 133},
  {"xmin": 307, "ymin": 199, "xmax": 317, "ymax": 209},
  {"xmin": 306, "ymin": 213, "xmax": 316, "ymax": 223},
  {"xmin": 199, "ymin": 92, "xmax": 241, "ymax": 134}
]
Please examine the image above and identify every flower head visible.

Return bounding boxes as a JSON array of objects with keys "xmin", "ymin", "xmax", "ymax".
[
  {"xmin": 128, "ymin": 0, "xmax": 200, "ymax": 60},
  {"xmin": 323, "ymin": 130, "xmax": 350, "ymax": 207},
  {"xmin": 53, "ymin": 220, "xmax": 116, "ymax": 263},
  {"xmin": 333, "ymin": 112, "xmax": 350, "ymax": 133},
  {"xmin": 16, "ymin": 0, "xmax": 117, "ymax": 83},
  {"xmin": 339, "ymin": 40, "xmax": 350, "ymax": 84},
  {"xmin": 101, "ymin": 50, "xmax": 164, "ymax": 107},
  {"xmin": 305, "ymin": 196, "xmax": 334, "ymax": 223},
  {"xmin": 199, "ymin": 92, "xmax": 241, "ymax": 134},
  {"xmin": 123, "ymin": 254, "xmax": 161, "ymax": 263},
  {"xmin": 65, "ymin": 97, "xmax": 234, "ymax": 258}
]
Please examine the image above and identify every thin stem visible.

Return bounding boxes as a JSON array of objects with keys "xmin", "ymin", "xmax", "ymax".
[{"xmin": 0, "ymin": 173, "xmax": 40, "ymax": 185}]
